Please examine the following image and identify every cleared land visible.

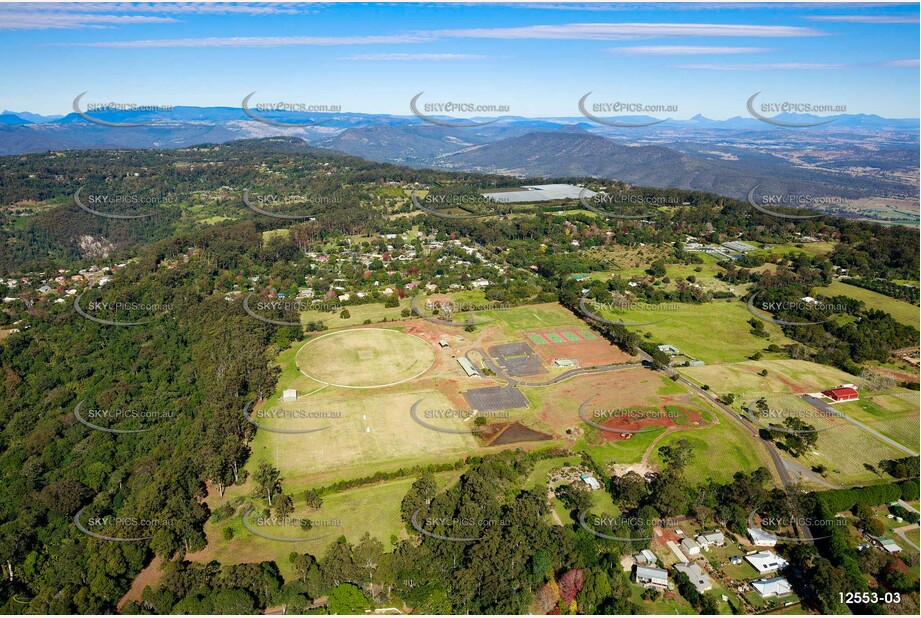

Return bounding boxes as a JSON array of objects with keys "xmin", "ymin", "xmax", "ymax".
[
  {"xmin": 595, "ymin": 299, "xmax": 796, "ymax": 364},
  {"xmin": 299, "ymin": 297, "xmax": 411, "ymax": 328},
  {"xmin": 296, "ymin": 328, "xmax": 435, "ymax": 388},
  {"xmin": 193, "ymin": 471, "xmax": 459, "ymax": 580},
  {"xmin": 249, "ymin": 387, "xmax": 478, "ymax": 486},
  {"xmin": 681, "ymin": 359, "xmax": 866, "ymax": 395},
  {"xmin": 814, "ymin": 281, "xmax": 919, "ymax": 327},
  {"xmin": 835, "ymin": 391, "xmax": 920, "ymax": 451}
]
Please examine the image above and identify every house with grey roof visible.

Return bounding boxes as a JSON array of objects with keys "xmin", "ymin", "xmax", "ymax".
[
  {"xmin": 674, "ymin": 562, "xmax": 713, "ymax": 594},
  {"xmin": 635, "ymin": 565, "xmax": 668, "ymax": 589}
]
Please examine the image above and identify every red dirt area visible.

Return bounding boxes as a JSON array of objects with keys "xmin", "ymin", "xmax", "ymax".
[
  {"xmin": 536, "ymin": 368, "xmax": 663, "ymax": 434},
  {"xmin": 598, "ymin": 407, "xmax": 704, "ymax": 442},
  {"xmin": 653, "ymin": 526, "xmax": 682, "ymax": 546},
  {"xmin": 528, "ymin": 331, "xmax": 636, "ymax": 367},
  {"xmin": 117, "ymin": 556, "xmax": 163, "ymax": 611}
]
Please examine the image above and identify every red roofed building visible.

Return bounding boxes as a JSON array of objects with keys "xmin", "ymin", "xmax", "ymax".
[{"xmin": 823, "ymin": 387, "xmax": 858, "ymax": 402}]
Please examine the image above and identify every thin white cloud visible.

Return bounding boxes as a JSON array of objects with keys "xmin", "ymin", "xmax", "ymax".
[
  {"xmin": 610, "ymin": 45, "xmax": 771, "ymax": 55},
  {"xmin": 0, "ymin": 10, "xmax": 179, "ymax": 30},
  {"xmin": 432, "ymin": 22, "xmax": 824, "ymax": 40},
  {"xmin": 342, "ymin": 53, "xmax": 489, "ymax": 61},
  {"xmin": 677, "ymin": 62, "xmax": 847, "ymax": 70},
  {"xmin": 807, "ymin": 15, "xmax": 919, "ymax": 24},
  {"xmin": 880, "ymin": 58, "xmax": 921, "ymax": 67},
  {"xmin": 0, "ymin": 2, "xmax": 315, "ymax": 30},
  {"xmin": 60, "ymin": 34, "xmax": 434, "ymax": 48}
]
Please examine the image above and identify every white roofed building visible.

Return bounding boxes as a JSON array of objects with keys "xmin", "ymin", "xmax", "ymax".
[
  {"xmin": 751, "ymin": 576, "xmax": 793, "ymax": 599},
  {"xmin": 746, "ymin": 551, "xmax": 788, "ymax": 575}
]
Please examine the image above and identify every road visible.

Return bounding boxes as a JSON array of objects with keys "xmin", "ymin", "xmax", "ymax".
[
  {"xmin": 635, "ymin": 350, "xmax": 816, "ymax": 541},
  {"xmin": 893, "ymin": 524, "xmax": 920, "ymax": 551},
  {"xmin": 800, "ymin": 395, "xmax": 919, "ymax": 456}
]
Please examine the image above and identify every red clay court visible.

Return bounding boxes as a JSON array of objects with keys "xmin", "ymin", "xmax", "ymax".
[{"xmin": 525, "ymin": 329, "xmax": 635, "ymax": 367}]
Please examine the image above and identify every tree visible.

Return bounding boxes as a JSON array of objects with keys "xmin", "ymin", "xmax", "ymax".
[
  {"xmin": 326, "ymin": 583, "xmax": 368, "ymax": 615},
  {"xmin": 699, "ymin": 593, "xmax": 720, "ymax": 614},
  {"xmin": 211, "ymin": 588, "xmax": 256, "ymax": 614},
  {"xmin": 614, "ymin": 471, "xmax": 647, "ymax": 508},
  {"xmin": 273, "ymin": 494, "xmax": 294, "ymax": 520},
  {"xmin": 253, "ymin": 462, "xmax": 282, "ymax": 507},
  {"xmin": 339, "ymin": 309, "xmax": 350, "ymax": 319},
  {"xmin": 290, "ymin": 552, "xmax": 319, "ymax": 583},
  {"xmin": 400, "ymin": 472, "xmax": 437, "ymax": 524},
  {"xmin": 658, "ymin": 439, "xmax": 693, "ymax": 471},
  {"xmin": 303, "ymin": 489, "xmax": 323, "ymax": 510},
  {"xmin": 353, "ymin": 532, "xmax": 384, "ymax": 588}
]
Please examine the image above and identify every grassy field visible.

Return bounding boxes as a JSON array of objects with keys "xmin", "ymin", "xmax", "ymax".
[
  {"xmin": 299, "ymin": 297, "xmax": 411, "ymax": 329},
  {"xmin": 589, "ymin": 253, "xmax": 739, "ymax": 296},
  {"xmin": 248, "ymin": 384, "xmax": 479, "ymax": 487},
  {"xmin": 751, "ymin": 241, "xmax": 837, "ymax": 257},
  {"xmin": 837, "ymin": 391, "xmax": 920, "ymax": 451},
  {"xmin": 594, "ymin": 299, "xmax": 796, "ymax": 364},
  {"xmin": 650, "ymin": 416, "xmax": 768, "ymax": 484},
  {"xmin": 814, "ymin": 281, "xmax": 919, "ymax": 327},
  {"xmin": 262, "ymin": 228, "xmax": 290, "ymax": 241},
  {"xmin": 194, "ymin": 471, "xmax": 459, "ymax": 580},
  {"xmin": 482, "ymin": 301, "xmax": 587, "ymax": 333},
  {"xmin": 295, "ymin": 328, "xmax": 434, "ymax": 387},
  {"xmin": 796, "ymin": 422, "xmax": 911, "ymax": 486},
  {"xmin": 629, "ymin": 584, "xmax": 696, "ymax": 615},
  {"xmin": 681, "ymin": 359, "xmax": 865, "ymax": 396},
  {"xmin": 523, "ymin": 456, "xmax": 578, "ymax": 490},
  {"xmin": 580, "ymin": 427, "xmax": 668, "ymax": 465}
]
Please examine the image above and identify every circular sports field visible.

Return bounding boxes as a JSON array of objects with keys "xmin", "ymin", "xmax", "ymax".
[{"xmin": 296, "ymin": 328, "xmax": 435, "ymax": 388}]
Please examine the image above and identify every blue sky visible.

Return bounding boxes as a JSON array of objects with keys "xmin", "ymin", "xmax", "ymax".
[{"xmin": 1, "ymin": 1, "xmax": 918, "ymax": 118}]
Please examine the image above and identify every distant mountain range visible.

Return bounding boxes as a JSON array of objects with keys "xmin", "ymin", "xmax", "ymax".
[{"xmin": 0, "ymin": 107, "xmax": 917, "ymax": 200}]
